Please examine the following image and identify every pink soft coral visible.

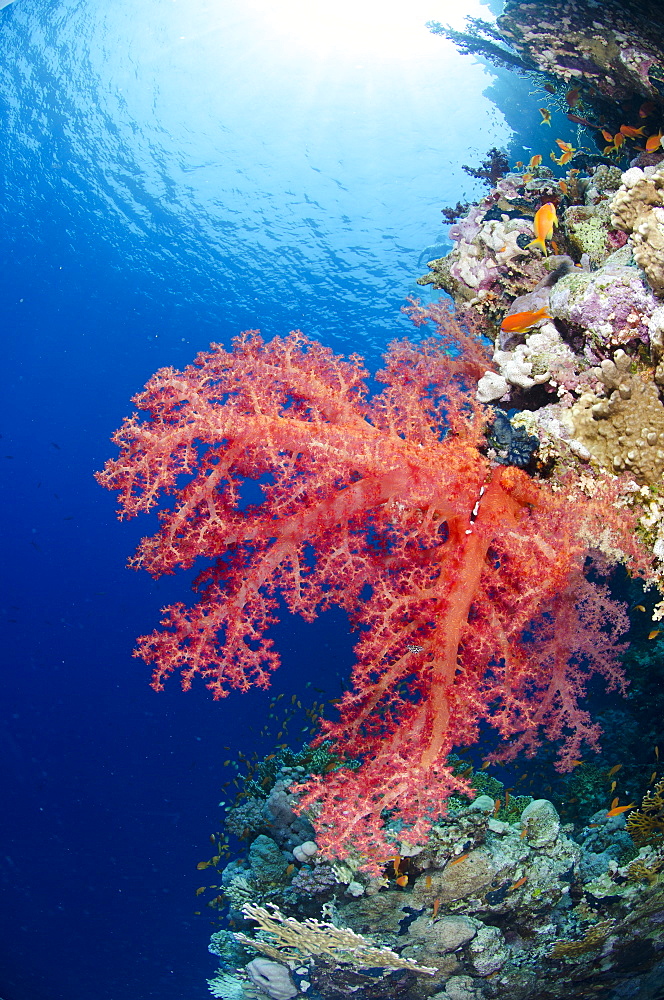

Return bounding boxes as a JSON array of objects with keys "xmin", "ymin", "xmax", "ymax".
[{"xmin": 97, "ymin": 313, "xmax": 649, "ymax": 865}]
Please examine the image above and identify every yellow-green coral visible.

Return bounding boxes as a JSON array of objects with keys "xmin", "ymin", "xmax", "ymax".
[{"xmin": 626, "ymin": 779, "xmax": 664, "ymax": 846}]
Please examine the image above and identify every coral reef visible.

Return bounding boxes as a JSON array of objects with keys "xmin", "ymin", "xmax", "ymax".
[
  {"xmin": 497, "ymin": 1, "xmax": 664, "ymax": 104},
  {"xmin": 204, "ymin": 758, "xmax": 664, "ymax": 1000}
]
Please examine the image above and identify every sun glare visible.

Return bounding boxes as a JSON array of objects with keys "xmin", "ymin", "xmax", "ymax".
[{"xmin": 242, "ymin": 0, "xmax": 491, "ymax": 61}]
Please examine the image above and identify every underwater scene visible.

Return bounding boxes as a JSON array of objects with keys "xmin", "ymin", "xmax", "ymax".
[{"xmin": 4, "ymin": 0, "xmax": 664, "ymax": 997}]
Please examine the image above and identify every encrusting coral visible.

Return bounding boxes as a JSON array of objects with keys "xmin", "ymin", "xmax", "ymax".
[
  {"xmin": 566, "ymin": 350, "xmax": 664, "ymax": 484},
  {"xmin": 611, "ymin": 162, "xmax": 664, "ymax": 296}
]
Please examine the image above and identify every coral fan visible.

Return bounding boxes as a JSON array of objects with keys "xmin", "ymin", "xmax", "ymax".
[{"xmin": 98, "ymin": 313, "xmax": 650, "ymax": 865}]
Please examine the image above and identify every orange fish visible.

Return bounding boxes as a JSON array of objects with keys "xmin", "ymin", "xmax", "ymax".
[
  {"xmin": 510, "ymin": 876, "xmax": 528, "ymax": 891},
  {"xmin": 656, "ymin": 746, "xmax": 660, "ymax": 762},
  {"xmin": 605, "ymin": 803, "xmax": 634, "ymax": 818},
  {"xmin": 648, "ymin": 629, "xmax": 662, "ymax": 640},
  {"xmin": 396, "ymin": 874, "xmax": 409, "ymax": 887},
  {"xmin": 528, "ymin": 154, "xmax": 543, "ymax": 169},
  {"xmin": 610, "ymin": 780, "xmax": 617, "ymax": 793},
  {"xmin": 559, "ymin": 149, "xmax": 575, "ymax": 166},
  {"xmin": 555, "ymin": 139, "xmax": 575, "ymax": 152},
  {"xmin": 450, "ymin": 853, "xmax": 469, "ymax": 866},
  {"xmin": 520, "ymin": 826, "xmax": 528, "ymax": 839},
  {"xmin": 620, "ymin": 124, "xmax": 647, "ymax": 138},
  {"xmin": 613, "ymin": 132, "xmax": 626, "ymax": 149},
  {"xmin": 432, "ymin": 898, "xmax": 441, "ymax": 918},
  {"xmin": 570, "ymin": 759, "xmax": 583, "ymax": 767},
  {"xmin": 500, "ymin": 307, "xmax": 550, "ymax": 335},
  {"xmin": 425, "ymin": 874, "xmax": 432, "ymax": 888},
  {"xmin": 639, "ymin": 101, "xmax": 656, "ymax": 118},
  {"xmin": 521, "ymin": 172, "xmax": 533, "ymax": 183},
  {"xmin": 526, "ymin": 202, "xmax": 558, "ymax": 255},
  {"xmin": 610, "ymin": 797, "xmax": 619, "ymax": 810},
  {"xmin": 539, "ymin": 107, "xmax": 552, "ymax": 125},
  {"xmin": 601, "ymin": 129, "xmax": 615, "ymax": 142},
  {"xmin": 607, "ymin": 764, "xmax": 623, "ymax": 777},
  {"xmin": 559, "ymin": 179, "xmax": 569, "ymax": 195}
]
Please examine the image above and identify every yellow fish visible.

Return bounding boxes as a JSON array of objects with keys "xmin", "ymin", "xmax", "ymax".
[
  {"xmin": 539, "ymin": 107, "xmax": 552, "ymax": 125},
  {"xmin": 526, "ymin": 203, "xmax": 558, "ymax": 255}
]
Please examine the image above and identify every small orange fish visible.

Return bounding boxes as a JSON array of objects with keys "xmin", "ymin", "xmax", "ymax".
[
  {"xmin": 425, "ymin": 874, "xmax": 432, "ymax": 888},
  {"xmin": 505, "ymin": 790, "xmax": 511, "ymax": 808},
  {"xmin": 195, "ymin": 886, "xmax": 206, "ymax": 896},
  {"xmin": 610, "ymin": 797, "xmax": 619, "ymax": 810},
  {"xmin": 613, "ymin": 132, "xmax": 626, "ymax": 149},
  {"xmin": 648, "ymin": 630, "xmax": 662, "ymax": 640},
  {"xmin": 610, "ymin": 781, "xmax": 617, "ymax": 793},
  {"xmin": 500, "ymin": 307, "xmax": 550, "ymax": 335},
  {"xmin": 286, "ymin": 863, "xmax": 295, "ymax": 875},
  {"xmin": 493, "ymin": 798, "xmax": 501, "ymax": 814},
  {"xmin": 605, "ymin": 803, "xmax": 634, "ymax": 818},
  {"xmin": 510, "ymin": 876, "xmax": 528, "ymax": 891},
  {"xmin": 539, "ymin": 107, "xmax": 552, "ymax": 125},
  {"xmin": 432, "ymin": 897, "xmax": 441, "ymax": 918},
  {"xmin": 521, "ymin": 172, "xmax": 534, "ymax": 183},
  {"xmin": 515, "ymin": 160, "xmax": 524, "ymax": 169},
  {"xmin": 196, "ymin": 861, "xmax": 210, "ymax": 870},
  {"xmin": 555, "ymin": 138, "xmax": 575, "ymax": 153},
  {"xmin": 651, "ymin": 771, "xmax": 658, "ymax": 784},
  {"xmin": 528, "ymin": 153, "xmax": 543, "ymax": 169},
  {"xmin": 520, "ymin": 826, "xmax": 528, "ymax": 839},
  {"xmin": 559, "ymin": 179, "xmax": 569, "ymax": 195},
  {"xmin": 620, "ymin": 124, "xmax": 647, "ymax": 138},
  {"xmin": 450, "ymin": 853, "xmax": 469, "ymax": 866},
  {"xmin": 570, "ymin": 759, "xmax": 583, "ymax": 767},
  {"xmin": 607, "ymin": 764, "xmax": 623, "ymax": 777},
  {"xmin": 656, "ymin": 746, "xmax": 660, "ymax": 762},
  {"xmin": 601, "ymin": 129, "xmax": 614, "ymax": 142},
  {"xmin": 396, "ymin": 874, "xmax": 409, "ymax": 887},
  {"xmin": 526, "ymin": 202, "xmax": 558, "ymax": 255},
  {"xmin": 633, "ymin": 605, "xmax": 646, "ymax": 613},
  {"xmin": 639, "ymin": 101, "xmax": 656, "ymax": 118}
]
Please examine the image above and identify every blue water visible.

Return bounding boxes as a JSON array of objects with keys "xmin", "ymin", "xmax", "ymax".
[{"xmin": 0, "ymin": 1, "xmax": 527, "ymax": 997}]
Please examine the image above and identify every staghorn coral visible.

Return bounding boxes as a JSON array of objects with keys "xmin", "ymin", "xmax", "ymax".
[{"xmin": 567, "ymin": 349, "xmax": 664, "ymax": 484}]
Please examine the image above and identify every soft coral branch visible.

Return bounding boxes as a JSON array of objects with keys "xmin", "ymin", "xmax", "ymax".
[{"xmin": 98, "ymin": 323, "xmax": 649, "ymax": 866}]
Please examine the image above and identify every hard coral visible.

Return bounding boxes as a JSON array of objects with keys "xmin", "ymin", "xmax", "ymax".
[
  {"xmin": 567, "ymin": 350, "xmax": 664, "ymax": 484},
  {"xmin": 611, "ymin": 163, "xmax": 664, "ymax": 296}
]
